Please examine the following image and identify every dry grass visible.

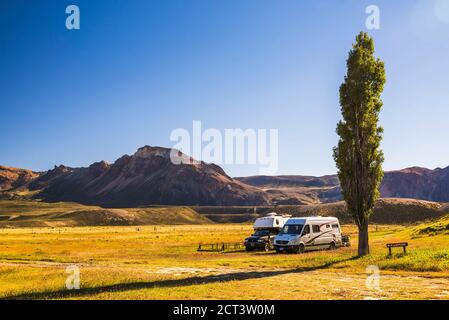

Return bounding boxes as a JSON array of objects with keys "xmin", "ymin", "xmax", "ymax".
[
  {"xmin": 0, "ymin": 200, "xmax": 211, "ymax": 227},
  {"xmin": 1, "ymin": 219, "xmax": 449, "ymax": 300}
]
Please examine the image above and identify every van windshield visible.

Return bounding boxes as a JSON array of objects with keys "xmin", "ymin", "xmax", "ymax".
[{"xmin": 279, "ymin": 224, "xmax": 304, "ymax": 235}]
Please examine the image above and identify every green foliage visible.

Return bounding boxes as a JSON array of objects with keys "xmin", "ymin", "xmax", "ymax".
[
  {"xmin": 370, "ymin": 249, "xmax": 449, "ymax": 272},
  {"xmin": 333, "ymin": 32, "xmax": 386, "ymax": 224},
  {"xmin": 412, "ymin": 214, "xmax": 449, "ymax": 237},
  {"xmin": 333, "ymin": 32, "xmax": 386, "ymax": 254}
]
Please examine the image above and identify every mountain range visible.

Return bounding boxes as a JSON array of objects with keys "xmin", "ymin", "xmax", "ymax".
[
  {"xmin": 1, "ymin": 145, "xmax": 448, "ymax": 207},
  {"xmin": 236, "ymin": 166, "xmax": 449, "ymax": 204},
  {"xmin": 1, "ymin": 146, "xmax": 268, "ymax": 207}
]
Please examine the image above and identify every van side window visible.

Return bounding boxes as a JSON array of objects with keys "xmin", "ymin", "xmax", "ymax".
[
  {"xmin": 312, "ymin": 225, "xmax": 320, "ymax": 233},
  {"xmin": 332, "ymin": 224, "xmax": 340, "ymax": 231},
  {"xmin": 303, "ymin": 225, "xmax": 310, "ymax": 235},
  {"xmin": 326, "ymin": 224, "xmax": 330, "ymax": 229}
]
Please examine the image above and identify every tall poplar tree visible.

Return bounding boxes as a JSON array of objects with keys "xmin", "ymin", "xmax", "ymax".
[{"xmin": 333, "ymin": 32, "xmax": 386, "ymax": 256}]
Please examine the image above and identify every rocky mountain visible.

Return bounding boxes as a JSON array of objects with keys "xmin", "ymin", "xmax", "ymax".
[
  {"xmin": 24, "ymin": 146, "xmax": 269, "ymax": 207},
  {"xmin": 1, "ymin": 147, "xmax": 448, "ymax": 206},
  {"xmin": 236, "ymin": 166, "xmax": 449, "ymax": 204},
  {"xmin": 0, "ymin": 166, "xmax": 39, "ymax": 192},
  {"xmin": 236, "ymin": 175, "xmax": 339, "ymax": 188},
  {"xmin": 381, "ymin": 166, "xmax": 449, "ymax": 202},
  {"xmin": 235, "ymin": 175, "xmax": 342, "ymax": 204}
]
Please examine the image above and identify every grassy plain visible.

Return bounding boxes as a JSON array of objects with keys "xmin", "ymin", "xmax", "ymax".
[{"xmin": 1, "ymin": 218, "xmax": 449, "ymax": 299}]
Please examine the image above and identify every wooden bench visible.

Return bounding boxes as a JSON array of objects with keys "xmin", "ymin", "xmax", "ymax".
[
  {"xmin": 386, "ymin": 242, "xmax": 408, "ymax": 256},
  {"xmin": 197, "ymin": 242, "xmax": 243, "ymax": 252}
]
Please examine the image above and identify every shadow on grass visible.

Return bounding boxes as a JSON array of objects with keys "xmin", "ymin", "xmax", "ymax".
[{"xmin": 2, "ymin": 256, "xmax": 361, "ymax": 300}]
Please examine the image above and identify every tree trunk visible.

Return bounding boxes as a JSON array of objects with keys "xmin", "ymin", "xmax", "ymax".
[{"xmin": 358, "ymin": 222, "xmax": 370, "ymax": 256}]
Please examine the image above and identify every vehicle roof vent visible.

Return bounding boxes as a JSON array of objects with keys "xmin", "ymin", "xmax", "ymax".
[{"xmin": 265, "ymin": 212, "xmax": 277, "ymax": 217}]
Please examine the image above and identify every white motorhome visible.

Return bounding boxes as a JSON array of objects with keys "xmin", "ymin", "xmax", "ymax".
[
  {"xmin": 253, "ymin": 212, "xmax": 291, "ymax": 230},
  {"xmin": 244, "ymin": 212, "xmax": 291, "ymax": 251},
  {"xmin": 274, "ymin": 216, "xmax": 343, "ymax": 253}
]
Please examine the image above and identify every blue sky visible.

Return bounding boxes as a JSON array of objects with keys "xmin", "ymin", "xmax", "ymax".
[{"xmin": 1, "ymin": 0, "xmax": 449, "ymax": 176}]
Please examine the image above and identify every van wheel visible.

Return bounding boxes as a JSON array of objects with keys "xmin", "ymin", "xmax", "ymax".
[
  {"xmin": 289, "ymin": 246, "xmax": 299, "ymax": 254},
  {"xmin": 298, "ymin": 244, "xmax": 305, "ymax": 254},
  {"xmin": 329, "ymin": 242, "xmax": 336, "ymax": 250},
  {"xmin": 264, "ymin": 243, "xmax": 270, "ymax": 252}
]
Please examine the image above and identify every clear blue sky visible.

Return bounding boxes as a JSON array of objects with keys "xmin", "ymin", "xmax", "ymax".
[{"xmin": 1, "ymin": 0, "xmax": 449, "ymax": 177}]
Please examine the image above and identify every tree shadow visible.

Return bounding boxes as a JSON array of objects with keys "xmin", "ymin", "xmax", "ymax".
[{"xmin": 2, "ymin": 256, "xmax": 360, "ymax": 300}]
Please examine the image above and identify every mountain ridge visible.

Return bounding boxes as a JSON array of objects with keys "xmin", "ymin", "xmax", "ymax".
[
  {"xmin": 235, "ymin": 165, "xmax": 449, "ymax": 203},
  {"xmin": 1, "ymin": 146, "xmax": 449, "ymax": 206},
  {"xmin": 6, "ymin": 146, "xmax": 268, "ymax": 207}
]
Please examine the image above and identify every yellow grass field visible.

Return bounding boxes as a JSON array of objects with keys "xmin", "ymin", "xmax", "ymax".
[{"xmin": 1, "ymin": 219, "xmax": 449, "ymax": 300}]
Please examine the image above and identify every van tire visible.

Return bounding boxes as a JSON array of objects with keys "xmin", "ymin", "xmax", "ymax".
[
  {"xmin": 289, "ymin": 246, "xmax": 299, "ymax": 254},
  {"xmin": 329, "ymin": 242, "xmax": 336, "ymax": 250},
  {"xmin": 298, "ymin": 244, "xmax": 305, "ymax": 254}
]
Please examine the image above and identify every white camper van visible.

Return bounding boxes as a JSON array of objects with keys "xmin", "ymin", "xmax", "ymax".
[
  {"xmin": 274, "ymin": 216, "xmax": 343, "ymax": 253},
  {"xmin": 253, "ymin": 212, "xmax": 291, "ymax": 230},
  {"xmin": 244, "ymin": 212, "xmax": 291, "ymax": 251}
]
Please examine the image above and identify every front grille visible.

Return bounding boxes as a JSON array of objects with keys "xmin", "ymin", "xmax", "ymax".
[{"xmin": 276, "ymin": 240, "xmax": 289, "ymax": 245}]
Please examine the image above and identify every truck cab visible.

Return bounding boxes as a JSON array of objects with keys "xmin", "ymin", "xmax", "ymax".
[
  {"xmin": 244, "ymin": 228, "xmax": 278, "ymax": 251},
  {"xmin": 244, "ymin": 212, "xmax": 291, "ymax": 252}
]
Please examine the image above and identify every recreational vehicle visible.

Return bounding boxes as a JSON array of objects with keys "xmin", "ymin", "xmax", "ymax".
[
  {"xmin": 244, "ymin": 212, "xmax": 291, "ymax": 252},
  {"xmin": 274, "ymin": 216, "xmax": 344, "ymax": 253}
]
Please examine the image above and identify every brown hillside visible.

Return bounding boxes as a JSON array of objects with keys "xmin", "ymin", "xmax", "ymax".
[
  {"xmin": 25, "ymin": 146, "xmax": 269, "ymax": 207},
  {"xmin": 0, "ymin": 200, "xmax": 211, "ymax": 228},
  {"xmin": 198, "ymin": 198, "xmax": 445, "ymax": 224},
  {"xmin": 236, "ymin": 166, "xmax": 449, "ymax": 203},
  {"xmin": 0, "ymin": 166, "xmax": 39, "ymax": 192}
]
